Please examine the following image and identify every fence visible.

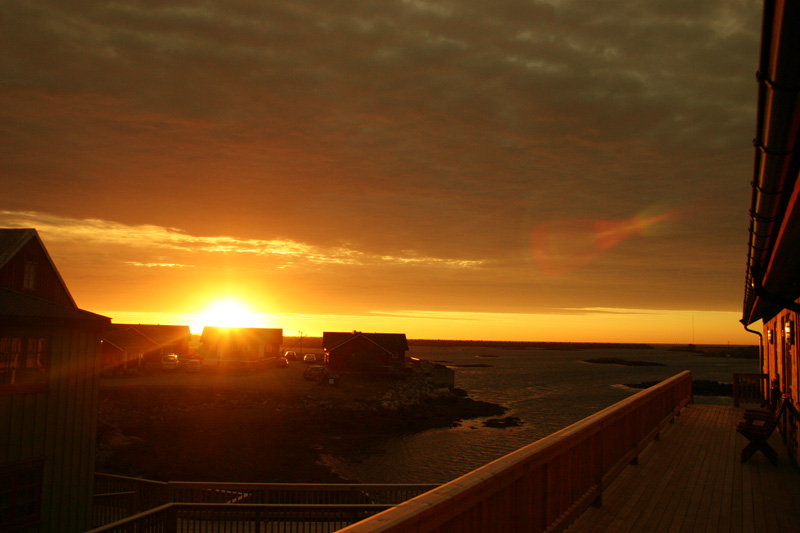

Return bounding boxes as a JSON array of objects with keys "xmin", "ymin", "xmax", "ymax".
[
  {"xmin": 90, "ymin": 503, "xmax": 394, "ymax": 533},
  {"xmin": 93, "ymin": 474, "xmax": 169, "ymax": 526},
  {"xmin": 92, "ymin": 477, "xmax": 437, "ymax": 530}
]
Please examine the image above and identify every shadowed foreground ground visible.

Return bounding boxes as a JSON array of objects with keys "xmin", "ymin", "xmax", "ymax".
[{"xmin": 96, "ymin": 361, "xmax": 505, "ymax": 483}]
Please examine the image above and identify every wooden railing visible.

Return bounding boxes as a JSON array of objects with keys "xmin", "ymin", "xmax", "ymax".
[
  {"xmin": 733, "ymin": 372, "xmax": 769, "ymax": 407},
  {"xmin": 89, "ymin": 502, "xmax": 394, "ymax": 532},
  {"xmin": 337, "ymin": 370, "xmax": 694, "ymax": 533},
  {"xmin": 166, "ymin": 481, "xmax": 438, "ymax": 505},
  {"xmin": 91, "ymin": 476, "xmax": 437, "ymax": 529},
  {"xmin": 92, "ymin": 473, "xmax": 169, "ymax": 525}
]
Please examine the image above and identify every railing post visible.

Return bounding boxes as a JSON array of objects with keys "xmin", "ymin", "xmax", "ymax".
[
  {"xmin": 592, "ymin": 483, "xmax": 603, "ymax": 508},
  {"xmin": 541, "ymin": 462, "xmax": 551, "ymax": 532},
  {"xmin": 165, "ymin": 505, "xmax": 178, "ymax": 533},
  {"xmin": 733, "ymin": 373, "xmax": 769, "ymax": 407}
]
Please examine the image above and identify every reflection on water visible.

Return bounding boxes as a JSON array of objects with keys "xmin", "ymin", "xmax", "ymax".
[{"xmin": 320, "ymin": 345, "xmax": 758, "ymax": 483}]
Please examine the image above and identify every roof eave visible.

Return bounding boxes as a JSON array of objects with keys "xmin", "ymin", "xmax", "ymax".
[{"xmin": 743, "ymin": 0, "xmax": 800, "ymax": 325}]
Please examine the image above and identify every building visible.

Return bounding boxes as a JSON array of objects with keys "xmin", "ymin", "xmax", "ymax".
[
  {"xmin": 322, "ymin": 331, "xmax": 409, "ymax": 372},
  {"xmin": 200, "ymin": 327, "xmax": 283, "ymax": 363},
  {"xmin": 1, "ymin": 228, "xmax": 111, "ymax": 531},
  {"xmin": 741, "ymin": 0, "xmax": 800, "ymax": 466},
  {"xmin": 101, "ymin": 323, "xmax": 191, "ymax": 373}
]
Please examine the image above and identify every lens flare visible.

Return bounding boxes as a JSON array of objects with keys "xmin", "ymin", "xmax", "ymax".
[{"xmin": 531, "ymin": 208, "xmax": 678, "ymax": 276}]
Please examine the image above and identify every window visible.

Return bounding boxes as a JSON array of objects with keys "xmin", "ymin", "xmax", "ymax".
[
  {"xmin": 0, "ymin": 336, "xmax": 49, "ymax": 392},
  {"xmin": 0, "ymin": 459, "xmax": 44, "ymax": 531},
  {"xmin": 22, "ymin": 262, "xmax": 36, "ymax": 291}
]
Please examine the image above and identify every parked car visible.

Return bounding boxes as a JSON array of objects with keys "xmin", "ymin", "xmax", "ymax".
[
  {"xmin": 284, "ymin": 350, "xmax": 297, "ymax": 361},
  {"xmin": 303, "ymin": 354, "xmax": 317, "ymax": 364},
  {"xmin": 303, "ymin": 365, "xmax": 327, "ymax": 381},
  {"xmin": 184, "ymin": 358, "xmax": 202, "ymax": 373},
  {"xmin": 275, "ymin": 356, "xmax": 289, "ymax": 368},
  {"xmin": 161, "ymin": 354, "xmax": 179, "ymax": 371}
]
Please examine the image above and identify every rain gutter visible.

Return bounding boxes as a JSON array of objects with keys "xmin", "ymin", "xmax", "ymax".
[{"xmin": 743, "ymin": 0, "xmax": 800, "ymax": 324}]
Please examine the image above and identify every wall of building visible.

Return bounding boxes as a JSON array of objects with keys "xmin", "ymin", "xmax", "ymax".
[
  {"xmin": 763, "ymin": 310, "xmax": 800, "ymax": 466},
  {"xmin": 1, "ymin": 325, "xmax": 103, "ymax": 532},
  {"xmin": 0, "ymin": 238, "xmax": 73, "ymax": 307}
]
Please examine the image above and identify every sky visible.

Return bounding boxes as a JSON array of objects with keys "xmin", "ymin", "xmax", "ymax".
[{"xmin": 1, "ymin": 1, "xmax": 765, "ymax": 344}]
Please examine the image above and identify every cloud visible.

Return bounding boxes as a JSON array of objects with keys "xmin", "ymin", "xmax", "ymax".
[
  {"xmin": 0, "ymin": 1, "xmax": 763, "ymax": 339},
  {"xmin": 0, "ymin": 210, "xmax": 483, "ymax": 269},
  {"xmin": 125, "ymin": 262, "xmax": 194, "ymax": 268}
]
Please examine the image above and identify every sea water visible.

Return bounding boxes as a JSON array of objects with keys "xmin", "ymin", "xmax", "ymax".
[{"xmin": 319, "ymin": 345, "xmax": 759, "ymax": 483}]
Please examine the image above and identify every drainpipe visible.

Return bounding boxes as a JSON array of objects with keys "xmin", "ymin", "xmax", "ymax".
[
  {"xmin": 741, "ymin": 320, "xmax": 767, "ymax": 401},
  {"xmin": 741, "ymin": 320, "xmax": 764, "ymax": 362}
]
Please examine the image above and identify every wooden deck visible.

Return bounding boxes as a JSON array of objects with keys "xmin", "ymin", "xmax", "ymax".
[{"xmin": 567, "ymin": 403, "xmax": 800, "ymax": 532}]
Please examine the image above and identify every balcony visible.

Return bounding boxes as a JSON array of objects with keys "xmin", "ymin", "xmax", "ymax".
[
  {"xmin": 567, "ymin": 403, "xmax": 800, "ymax": 532},
  {"xmin": 90, "ymin": 371, "xmax": 800, "ymax": 532}
]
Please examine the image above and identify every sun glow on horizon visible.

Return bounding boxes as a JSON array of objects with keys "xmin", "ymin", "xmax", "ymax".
[
  {"xmin": 190, "ymin": 300, "xmax": 262, "ymax": 334},
  {"xmin": 103, "ymin": 306, "xmax": 756, "ymax": 346}
]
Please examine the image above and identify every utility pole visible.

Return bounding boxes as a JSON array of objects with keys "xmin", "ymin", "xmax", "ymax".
[{"xmin": 299, "ymin": 331, "xmax": 304, "ymax": 355}]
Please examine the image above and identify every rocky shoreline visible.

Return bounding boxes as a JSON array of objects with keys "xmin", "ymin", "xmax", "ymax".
[
  {"xmin": 95, "ymin": 365, "xmax": 506, "ymax": 483},
  {"xmin": 96, "ymin": 350, "xmax": 749, "ymax": 484}
]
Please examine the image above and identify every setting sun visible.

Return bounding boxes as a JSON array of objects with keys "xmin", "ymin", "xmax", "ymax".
[{"xmin": 190, "ymin": 300, "xmax": 261, "ymax": 334}]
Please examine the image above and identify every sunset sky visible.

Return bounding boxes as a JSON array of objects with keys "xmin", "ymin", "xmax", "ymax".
[{"xmin": 2, "ymin": 1, "xmax": 763, "ymax": 344}]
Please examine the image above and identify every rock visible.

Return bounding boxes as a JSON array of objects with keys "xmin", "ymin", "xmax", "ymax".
[{"xmin": 483, "ymin": 416, "xmax": 523, "ymax": 428}]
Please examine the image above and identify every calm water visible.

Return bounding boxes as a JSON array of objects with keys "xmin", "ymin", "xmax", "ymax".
[{"xmin": 319, "ymin": 345, "xmax": 758, "ymax": 483}]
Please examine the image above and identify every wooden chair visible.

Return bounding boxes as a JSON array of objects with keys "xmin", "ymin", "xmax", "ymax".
[{"xmin": 737, "ymin": 395, "xmax": 788, "ymax": 465}]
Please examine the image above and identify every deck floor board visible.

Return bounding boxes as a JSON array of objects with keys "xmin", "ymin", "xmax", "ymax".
[{"xmin": 567, "ymin": 404, "xmax": 800, "ymax": 533}]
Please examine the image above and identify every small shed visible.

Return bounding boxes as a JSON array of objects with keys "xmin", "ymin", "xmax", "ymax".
[{"xmin": 323, "ymin": 331, "xmax": 409, "ymax": 372}]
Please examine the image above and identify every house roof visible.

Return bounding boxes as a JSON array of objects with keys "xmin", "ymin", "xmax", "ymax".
[
  {"xmin": 0, "ymin": 228, "xmax": 37, "ymax": 267},
  {"xmin": 742, "ymin": 0, "xmax": 800, "ymax": 325},
  {"xmin": 101, "ymin": 327, "xmax": 166, "ymax": 352},
  {"xmin": 0, "ymin": 228, "xmax": 76, "ymax": 307},
  {"xmin": 0, "ymin": 287, "xmax": 110, "ymax": 327},
  {"xmin": 200, "ymin": 327, "xmax": 283, "ymax": 344},
  {"xmin": 106, "ymin": 323, "xmax": 191, "ymax": 347},
  {"xmin": 323, "ymin": 331, "xmax": 409, "ymax": 353}
]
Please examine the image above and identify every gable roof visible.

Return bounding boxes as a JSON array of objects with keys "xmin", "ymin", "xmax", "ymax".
[
  {"xmin": 323, "ymin": 331, "xmax": 409, "ymax": 353},
  {"xmin": 0, "ymin": 287, "xmax": 110, "ymax": 327},
  {"xmin": 0, "ymin": 228, "xmax": 76, "ymax": 307},
  {"xmin": 0, "ymin": 228, "xmax": 37, "ymax": 266}
]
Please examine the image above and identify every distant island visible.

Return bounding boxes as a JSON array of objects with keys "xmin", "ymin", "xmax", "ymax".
[
  {"xmin": 407, "ymin": 340, "xmax": 656, "ymax": 350},
  {"xmin": 581, "ymin": 357, "xmax": 666, "ymax": 367},
  {"xmin": 667, "ymin": 344, "xmax": 758, "ymax": 359},
  {"xmin": 625, "ymin": 379, "xmax": 734, "ymax": 397},
  {"xmin": 278, "ymin": 337, "xmax": 758, "ymax": 356},
  {"xmin": 279, "ymin": 337, "xmax": 656, "ymax": 351}
]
